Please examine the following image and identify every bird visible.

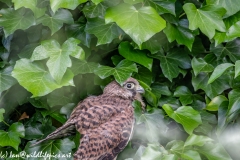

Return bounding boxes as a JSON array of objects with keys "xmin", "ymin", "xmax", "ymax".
[{"xmin": 31, "ymin": 77, "xmax": 145, "ymax": 160}]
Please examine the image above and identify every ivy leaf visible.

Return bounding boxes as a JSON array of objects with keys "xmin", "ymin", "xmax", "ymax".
[
  {"xmin": 183, "ymin": 3, "xmax": 226, "ymax": 39},
  {"xmin": 82, "ymin": 2, "xmax": 107, "ymax": 18},
  {"xmin": 208, "ymin": 63, "xmax": 234, "ymax": 84},
  {"xmin": 210, "ymin": 39, "xmax": 240, "ymax": 62},
  {"xmin": 25, "ymin": 138, "xmax": 75, "ymax": 160},
  {"xmin": 149, "ymin": 49, "xmax": 191, "ymax": 81},
  {"xmin": 118, "ymin": 42, "xmax": 153, "ymax": 71},
  {"xmin": 95, "ymin": 59, "xmax": 138, "ymax": 85},
  {"xmin": 163, "ymin": 19, "xmax": 195, "ymax": 51},
  {"xmin": 105, "ymin": 3, "xmax": 166, "ymax": 47},
  {"xmin": 162, "ymin": 104, "xmax": 202, "ymax": 134},
  {"xmin": 31, "ymin": 38, "xmax": 83, "ymax": 83},
  {"xmin": 92, "ymin": 0, "xmax": 103, "ymax": 5},
  {"xmin": 141, "ymin": 144, "xmax": 162, "ymax": 160},
  {"xmin": 182, "ymin": 150, "xmax": 201, "ymax": 160},
  {"xmin": 184, "ymin": 134, "xmax": 213, "ymax": 147},
  {"xmin": 227, "ymin": 21, "xmax": 240, "ymax": 39},
  {"xmin": 0, "ymin": 73, "xmax": 17, "ymax": 93},
  {"xmin": 12, "ymin": 59, "xmax": 74, "ymax": 97},
  {"xmin": 70, "ymin": 58, "xmax": 98, "ymax": 75},
  {"xmin": 207, "ymin": 0, "xmax": 240, "ymax": 18},
  {"xmin": 206, "ymin": 95, "xmax": 228, "ymax": 111},
  {"xmin": 234, "ymin": 60, "xmax": 240, "ymax": 78},
  {"xmin": 85, "ymin": 17, "xmax": 123, "ymax": 45},
  {"xmin": 0, "ymin": 108, "xmax": 4, "ymax": 122},
  {"xmin": 50, "ymin": 0, "xmax": 87, "ymax": 13},
  {"xmin": 0, "ymin": 8, "xmax": 35, "ymax": 37},
  {"xmin": 145, "ymin": 0, "xmax": 176, "ymax": 15},
  {"xmin": 0, "ymin": 122, "xmax": 25, "ymax": 150},
  {"xmin": 192, "ymin": 72, "xmax": 230, "ymax": 99},
  {"xmin": 37, "ymin": 9, "xmax": 74, "ymax": 35},
  {"xmin": 197, "ymin": 143, "xmax": 232, "ymax": 160},
  {"xmin": 174, "ymin": 86, "xmax": 193, "ymax": 106},
  {"xmin": 12, "ymin": 0, "xmax": 46, "ymax": 18},
  {"xmin": 227, "ymin": 89, "xmax": 240, "ymax": 122},
  {"xmin": 191, "ymin": 57, "xmax": 214, "ymax": 76},
  {"xmin": 134, "ymin": 104, "xmax": 167, "ymax": 142}
]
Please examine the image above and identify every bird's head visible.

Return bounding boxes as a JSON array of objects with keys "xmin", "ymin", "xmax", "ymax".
[{"xmin": 103, "ymin": 77, "xmax": 145, "ymax": 105}]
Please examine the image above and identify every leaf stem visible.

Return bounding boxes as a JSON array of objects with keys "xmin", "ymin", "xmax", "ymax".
[
  {"xmin": 2, "ymin": 120, "xmax": 10, "ymax": 127},
  {"xmin": 179, "ymin": 13, "xmax": 186, "ymax": 18}
]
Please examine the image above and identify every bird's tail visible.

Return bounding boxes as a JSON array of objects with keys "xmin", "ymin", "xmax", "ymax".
[{"xmin": 30, "ymin": 121, "xmax": 76, "ymax": 147}]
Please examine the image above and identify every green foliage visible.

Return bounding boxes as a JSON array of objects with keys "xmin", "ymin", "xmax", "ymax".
[{"xmin": 1, "ymin": 0, "xmax": 240, "ymax": 159}]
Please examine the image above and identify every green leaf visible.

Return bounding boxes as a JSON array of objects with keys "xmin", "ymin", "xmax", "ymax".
[
  {"xmin": 0, "ymin": 73, "xmax": 17, "ymax": 93},
  {"xmin": 235, "ymin": 60, "xmax": 240, "ymax": 78},
  {"xmin": 184, "ymin": 134, "xmax": 213, "ymax": 147},
  {"xmin": 47, "ymin": 88, "xmax": 73, "ymax": 108},
  {"xmin": 227, "ymin": 89, "xmax": 240, "ymax": 122},
  {"xmin": 82, "ymin": 2, "xmax": 107, "ymax": 18},
  {"xmin": 70, "ymin": 58, "xmax": 98, "ymax": 75},
  {"xmin": 105, "ymin": 3, "xmax": 166, "ymax": 46},
  {"xmin": 118, "ymin": 42, "xmax": 153, "ymax": 71},
  {"xmin": 25, "ymin": 138, "xmax": 75, "ymax": 160},
  {"xmin": 12, "ymin": 59, "xmax": 74, "ymax": 97},
  {"xmin": 141, "ymin": 32, "xmax": 165, "ymax": 54},
  {"xmin": 192, "ymin": 72, "xmax": 230, "ymax": 99},
  {"xmin": 191, "ymin": 57, "xmax": 214, "ymax": 76},
  {"xmin": 197, "ymin": 143, "xmax": 232, "ymax": 160},
  {"xmin": 206, "ymin": 95, "xmax": 228, "ymax": 111},
  {"xmin": 95, "ymin": 59, "xmax": 138, "ymax": 85},
  {"xmin": 50, "ymin": 0, "xmax": 87, "ymax": 13},
  {"xmin": 0, "ymin": 8, "xmax": 35, "ymax": 37},
  {"xmin": 12, "ymin": 0, "xmax": 46, "ymax": 18},
  {"xmin": 37, "ymin": 9, "xmax": 74, "ymax": 35},
  {"xmin": 31, "ymin": 38, "xmax": 83, "ymax": 83},
  {"xmin": 162, "ymin": 104, "xmax": 202, "ymax": 134},
  {"xmin": 174, "ymin": 86, "xmax": 193, "ymax": 106},
  {"xmin": 133, "ymin": 66, "xmax": 152, "ymax": 86},
  {"xmin": 208, "ymin": 63, "xmax": 234, "ymax": 84},
  {"xmin": 149, "ymin": 49, "xmax": 191, "ymax": 81},
  {"xmin": 210, "ymin": 39, "xmax": 240, "ymax": 62},
  {"xmin": 163, "ymin": 19, "xmax": 195, "ymax": 51},
  {"xmin": 92, "ymin": 0, "xmax": 103, "ymax": 5},
  {"xmin": 0, "ymin": 122, "xmax": 25, "ymax": 150},
  {"xmin": 0, "ymin": 109, "xmax": 5, "ymax": 122},
  {"xmin": 141, "ymin": 144, "xmax": 162, "ymax": 160},
  {"xmin": 135, "ymin": 104, "xmax": 167, "ymax": 142},
  {"xmin": 145, "ymin": 0, "xmax": 176, "ymax": 15},
  {"xmin": 207, "ymin": 0, "xmax": 240, "ymax": 17},
  {"xmin": 182, "ymin": 150, "xmax": 201, "ymax": 160},
  {"xmin": 227, "ymin": 21, "xmax": 240, "ymax": 39},
  {"xmin": 85, "ymin": 17, "xmax": 123, "ymax": 45},
  {"xmin": 183, "ymin": 3, "xmax": 226, "ymax": 39}
]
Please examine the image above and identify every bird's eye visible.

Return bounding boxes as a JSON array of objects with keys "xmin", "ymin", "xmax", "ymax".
[{"xmin": 125, "ymin": 83, "xmax": 135, "ymax": 89}]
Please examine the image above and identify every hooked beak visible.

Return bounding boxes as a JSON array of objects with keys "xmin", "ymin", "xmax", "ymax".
[{"xmin": 136, "ymin": 85, "xmax": 145, "ymax": 93}]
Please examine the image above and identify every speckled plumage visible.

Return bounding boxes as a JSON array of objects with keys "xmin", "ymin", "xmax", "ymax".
[{"xmin": 32, "ymin": 77, "xmax": 144, "ymax": 160}]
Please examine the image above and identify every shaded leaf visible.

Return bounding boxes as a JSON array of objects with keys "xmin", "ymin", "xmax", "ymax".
[
  {"xmin": 95, "ymin": 59, "xmax": 138, "ymax": 85},
  {"xmin": 162, "ymin": 104, "xmax": 202, "ymax": 134},
  {"xmin": 0, "ymin": 73, "xmax": 17, "ymax": 93},
  {"xmin": 0, "ymin": 122, "xmax": 25, "ymax": 150},
  {"xmin": 0, "ymin": 108, "xmax": 5, "ymax": 122},
  {"xmin": 174, "ymin": 86, "xmax": 193, "ymax": 105},
  {"xmin": 0, "ymin": 8, "xmax": 35, "ymax": 37},
  {"xmin": 227, "ymin": 89, "xmax": 240, "ymax": 122},
  {"xmin": 145, "ymin": 0, "xmax": 176, "ymax": 15},
  {"xmin": 37, "ymin": 9, "xmax": 74, "ymax": 35},
  {"xmin": 191, "ymin": 57, "xmax": 214, "ymax": 76},
  {"xmin": 12, "ymin": 0, "xmax": 46, "ymax": 18},
  {"xmin": 208, "ymin": 63, "xmax": 234, "ymax": 84},
  {"xmin": 82, "ymin": 2, "xmax": 107, "ymax": 18},
  {"xmin": 85, "ymin": 17, "xmax": 123, "ymax": 45},
  {"xmin": 234, "ymin": 60, "xmax": 240, "ymax": 78},
  {"xmin": 105, "ymin": 3, "xmax": 166, "ymax": 46},
  {"xmin": 183, "ymin": 3, "xmax": 226, "ymax": 39},
  {"xmin": 25, "ymin": 138, "xmax": 75, "ymax": 160},
  {"xmin": 12, "ymin": 59, "xmax": 74, "ymax": 97},
  {"xmin": 119, "ymin": 41, "xmax": 153, "ymax": 71},
  {"xmin": 164, "ymin": 19, "xmax": 195, "ymax": 51}
]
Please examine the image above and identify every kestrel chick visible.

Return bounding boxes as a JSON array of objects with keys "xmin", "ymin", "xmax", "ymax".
[{"xmin": 32, "ymin": 77, "xmax": 145, "ymax": 160}]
